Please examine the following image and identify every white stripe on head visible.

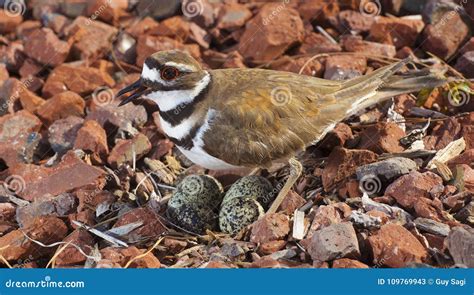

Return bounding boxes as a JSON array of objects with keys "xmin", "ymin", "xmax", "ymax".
[
  {"xmin": 164, "ymin": 61, "xmax": 197, "ymax": 72},
  {"xmin": 141, "ymin": 64, "xmax": 173, "ymax": 87},
  {"xmin": 145, "ymin": 72, "xmax": 210, "ymax": 112}
]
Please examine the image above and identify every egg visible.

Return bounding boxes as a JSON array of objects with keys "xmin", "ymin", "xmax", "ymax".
[
  {"xmin": 222, "ymin": 176, "xmax": 274, "ymax": 209},
  {"xmin": 219, "ymin": 197, "xmax": 264, "ymax": 234},
  {"xmin": 218, "ymin": 176, "xmax": 274, "ymax": 234},
  {"xmin": 166, "ymin": 175, "xmax": 224, "ymax": 234}
]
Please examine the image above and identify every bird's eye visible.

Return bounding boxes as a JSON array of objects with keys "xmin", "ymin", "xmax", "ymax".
[{"xmin": 161, "ymin": 66, "xmax": 179, "ymax": 81}]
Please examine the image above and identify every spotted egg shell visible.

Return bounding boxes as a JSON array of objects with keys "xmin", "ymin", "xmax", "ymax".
[
  {"xmin": 166, "ymin": 175, "xmax": 224, "ymax": 234},
  {"xmin": 219, "ymin": 197, "xmax": 264, "ymax": 234},
  {"xmin": 222, "ymin": 175, "xmax": 274, "ymax": 209}
]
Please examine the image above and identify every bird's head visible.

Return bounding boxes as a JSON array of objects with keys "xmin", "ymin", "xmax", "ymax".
[{"xmin": 117, "ymin": 50, "xmax": 207, "ymax": 106}]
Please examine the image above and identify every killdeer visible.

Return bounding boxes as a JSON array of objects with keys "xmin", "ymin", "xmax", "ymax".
[{"xmin": 118, "ymin": 50, "xmax": 447, "ymax": 214}]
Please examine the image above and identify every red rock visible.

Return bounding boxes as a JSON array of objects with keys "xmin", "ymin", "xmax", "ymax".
[
  {"xmin": 54, "ymin": 229, "xmax": 95, "ymax": 266},
  {"xmin": 221, "ymin": 51, "xmax": 246, "ymax": 69},
  {"xmin": 0, "ymin": 41, "xmax": 25, "ymax": 72},
  {"xmin": 163, "ymin": 237, "xmax": 187, "ymax": 255},
  {"xmin": 385, "ymin": 171, "xmax": 443, "ymax": 209},
  {"xmin": 16, "ymin": 20, "xmax": 41, "ymax": 39},
  {"xmin": 423, "ymin": 233, "xmax": 445, "ymax": 251},
  {"xmin": 414, "ymin": 197, "xmax": 448, "ymax": 222},
  {"xmin": 337, "ymin": 10, "xmax": 375, "ymax": 33},
  {"xmin": 342, "ymin": 35, "xmax": 397, "ymax": 58},
  {"xmin": 5, "ymin": 152, "xmax": 105, "ymax": 201},
  {"xmin": 205, "ymin": 261, "xmax": 237, "ymax": 268},
  {"xmin": 368, "ymin": 223, "xmax": 428, "ymax": 268},
  {"xmin": 18, "ymin": 58, "xmax": 42, "ymax": 78},
  {"xmin": 98, "ymin": 246, "xmax": 161, "ymax": 268},
  {"xmin": 0, "ymin": 78, "xmax": 45, "ymax": 114},
  {"xmin": 87, "ymin": 99, "xmax": 148, "ymax": 130},
  {"xmin": 297, "ymin": 32, "xmax": 342, "ymax": 55},
  {"xmin": 0, "ymin": 202, "xmax": 16, "ymax": 222},
  {"xmin": 16, "ymin": 193, "xmax": 77, "ymax": 227},
  {"xmin": 0, "ymin": 63, "xmax": 9, "ymax": 86},
  {"xmin": 308, "ymin": 222, "xmax": 360, "ymax": 262},
  {"xmin": 448, "ymin": 149, "xmax": 474, "ymax": 167},
  {"xmin": 125, "ymin": 17, "xmax": 159, "ymax": 38},
  {"xmin": 76, "ymin": 190, "xmax": 116, "ymax": 212},
  {"xmin": 36, "ymin": 91, "xmax": 85, "ymax": 125},
  {"xmin": 324, "ymin": 54, "xmax": 367, "ymax": 80},
  {"xmin": 24, "ymin": 28, "xmax": 70, "ymax": 67},
  {"xmin": 422, "ymin": 11, "xmax": 470, "ymax": 60},
  {"xmin": 259, "ymin": 240, "xmax": 287, "ymax": 255},
  {"xmin": 369, "ymin": 16, "xmax": 424, "ymax": 48},
  {"xmin": 455, "ymin": 51, "xmax": 474, "ymax": 79},
  {"xmin": 0, "ymin": 10, "xmax": 23, "ymax": 34},
  {"xmin": 307, "ymin": 203, "xmax": 352, "ymax": 238},
  {"xmin": 74, "ymin": 120, "xmax": 109, "ymax": 158},
  {"xmin": 68, "ymin": 209, "xmax": 96, "ymax": 229},
  {"xmin": 107, "ymin": 133, "xmax": 152, "ymax": 168},
  {"xmin": 250, "ymin": 213, "xmax": 290, "ymax": 244},
  {"xmin": 320, "ymin": 123, "xmax": 354, "ymax": 150},
  {"xmin": 358, "ymin": 122, "xmax": 405, "ymax": 154},
  {"xmin": 0, "ymin": 216, "xmax": 68, "ymax": 261},
  {"xmin": 135, "ymin": 35, "xmax": 196, "ymax": 66},
  {"xmin": 85, "ymin": 0, "xmax": 128, "ymax": 25},
  {"xmin": 48, "ymin": 116, "xmax": 84, "ymax": 154},
  {"xmin": 446, "ymin": 227, "xmax": 474, "ymax": 268},
  {"xmin": 298, "ymin": 1, "xmax": 339, "ymax": 25},
  {"xmin": 332, "ymin": 258, "xmax": 369, "ymax": 268},
  {"xmin": 458, "ymin": 164, "xmax": 474, "ymax": 192},
  {"xmin": 239, "ymin": 3, "xmax": 304, "ymax": 62},
  {"xmin": 113, "ymin": 207, "xmax": 166, "ymax": 242},
  {"xmin": 44, "ymin": 13, "xmax": 70, "ymax": 35},
  {"xmin": 0, "ymin": 110, "xmax": 42, "ymax": 167},
  {"xmin": 322, "ymin": 147, "xmax": 378, "ymax": 191},
  {"xmin": 424, "ymin": 117, "xmax": 462, "ymax": 150},
  {"xmin": 216, "ymin": 3, "xmax": 253, "ymax": 31},
  {"xmin": 150, "ymin": 16, "xmax": 191, "ymax": 42},
  {"xmin": 270, "ymin": 56, "xmax": 324, "ymax": 77},
  {"xmin": 65, "ymin": 16, "xmax": 118, "ymax": 60},
  {"xmin": 278, "ymin": 190, "xmax": 306, "ymax": 214},
  {"xmin": 43, "ymin": 64, "xmax": 114, "ymax": 97}
]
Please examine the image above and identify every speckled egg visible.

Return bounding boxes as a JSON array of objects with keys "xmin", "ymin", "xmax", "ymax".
[
  {"xmin": 219, "ymin": 197, "xmax": 265, "ymax": 234},
  {"xmin": 222, "ymin": 175, "xmax": 274, "ymax": 209},
  {"xmin": 166, "ymin": 175, "xmax": 224, "ymax": 234}
]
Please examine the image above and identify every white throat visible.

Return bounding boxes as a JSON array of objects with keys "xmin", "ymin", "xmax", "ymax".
[{"xmin": 144, "ymin": 71, "xmax": 211, "ymax": 112}]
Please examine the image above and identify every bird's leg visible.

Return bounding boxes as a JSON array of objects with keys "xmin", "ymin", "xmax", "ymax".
[{"xmin": 266, "ymin": 157, "xmax": 303, "ymax": 215}]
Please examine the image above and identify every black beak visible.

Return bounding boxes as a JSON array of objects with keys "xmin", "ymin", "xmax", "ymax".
[{"xmin": 117, "ymin": 78, "xmax": 148, "ymax": 106}]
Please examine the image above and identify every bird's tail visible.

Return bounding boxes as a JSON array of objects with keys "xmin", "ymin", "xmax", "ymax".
[{"xmin": 334, "ymin": 58, "xmax": 448, "ymax": 116}]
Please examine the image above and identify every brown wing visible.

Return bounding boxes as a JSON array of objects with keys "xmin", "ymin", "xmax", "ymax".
[{"xmin": 201, "ymin": 69, "xmax": 344, "ymax": 167}]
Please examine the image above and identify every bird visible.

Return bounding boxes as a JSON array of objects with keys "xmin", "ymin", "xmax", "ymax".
[{"xmin": 117, "ymin": 50, "xmax": 447, "ymax": 214}]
